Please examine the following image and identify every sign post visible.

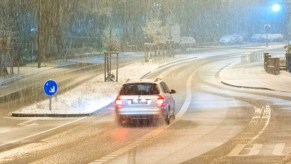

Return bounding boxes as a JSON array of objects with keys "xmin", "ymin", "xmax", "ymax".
[{"xmin": 43, "ymin": 79, "xmax": 58, "ymax": 111}]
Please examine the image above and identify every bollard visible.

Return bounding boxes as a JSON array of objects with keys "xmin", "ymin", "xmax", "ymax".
[
  {"xmin": 286, "ymin": 53, "xmax": 291, "ymax": 72},
  {"xmin": 264, "ymin": 53, "xmax": 270, "ymax": 71}
]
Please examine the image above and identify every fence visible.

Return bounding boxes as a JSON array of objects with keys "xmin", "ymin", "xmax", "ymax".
[
  {"xmin": 240, "ymin": 51, "xmax": 263, "ymax": 64},
  {"xmin": 144, "ymin": 42, "xmax": 174, "ymax": 62}
]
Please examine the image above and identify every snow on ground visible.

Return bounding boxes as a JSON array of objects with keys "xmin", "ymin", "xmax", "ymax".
[
  {"xmin": 0, "ymin": 67, "xmax": 53, "ymax": 86},
  {"xmin": 13, "ymin": 61, "xmax": 164, "ymax": 115}
]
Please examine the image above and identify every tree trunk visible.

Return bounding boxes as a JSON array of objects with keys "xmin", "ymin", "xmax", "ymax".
[{"xmin": 37, "ymin": 0, "xmax": 63, "ymax": 68}]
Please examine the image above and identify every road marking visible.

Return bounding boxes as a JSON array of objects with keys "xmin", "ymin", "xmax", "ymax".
[
  {"xmin": 248, "ymin": 105, "xmax": 271, "ymax": 144},
  {"xmin": 228, "ymin": 105, "xmax": 272, "ymax": 157},
  {"xmin": 228, "ymin": 143, "xmax": 287, "ymax": 156},
  {"xmin": 247, "ymin": 144, "xmax": 263, "ymax": 156},
  {"xmin": 18, "ymin": 118, "xmax": 39, "ymax": 126},
  {"xmin": 100, "ymin": 157, "xmax": 114, "ymax": 160},
  {"xmin": 176, "ymin": 64, "xmax": 197, "ymax": 118},
  {"xmin": 228, "ymin": 144, "xmax": 246, "ymax": 156},
  {"xmin": 89, "ymin": 65, "xmax": 199, "ymax": 164},
  {"xmin": 106, "ymin": 154, "xmax": 119, "ymax": 157},
  {"xmin": 272, "ymin": 143, "xmax": 286, "ymax": 156},
  {"xmin": 0, "ymin": 117, "xmax": 86, "ymax": 148},
  {"xmin": 0, "ymin": 128, "xmax": 12, "ymax": 134}
]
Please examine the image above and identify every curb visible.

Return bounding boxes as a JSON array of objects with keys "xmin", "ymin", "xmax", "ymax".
[
  {"xmin": 11, "ymin": 103, "xmax": 113, "ymax": 117},
  {"xmin": 217, "ymin": 61, "xmax": 290, "ymax": 93},
  {"xmin": 0, "ymin": 75, "xmax": 26, "ymax": 86},
  {"xmin": 220, "ymin": 80, "xmax": 275, "ymax": 91},
  {"xmin": 220, "ymin": 80, "xmax": 290, "ymax": 93}
]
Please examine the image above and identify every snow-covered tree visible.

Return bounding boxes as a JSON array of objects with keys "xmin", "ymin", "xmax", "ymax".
[
  {"xmin": 143, "ymin": 20, "xmax": 165, "ymax": 44},
  {"xmin": 103, "ymin": 27, "xmax": 120, "ymax": 52}
]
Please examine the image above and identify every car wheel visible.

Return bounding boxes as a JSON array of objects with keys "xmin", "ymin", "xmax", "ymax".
[
  {"xmin": 172, "ymin": 110, "xmax": 175, "ymax": 120},
  {"xmin": 116, "ymin": 116, "xmax": 124, "ymax": 126},
  {"xmin": 164, "ymin": 108, "xmax": 170, "ymax": 125}
]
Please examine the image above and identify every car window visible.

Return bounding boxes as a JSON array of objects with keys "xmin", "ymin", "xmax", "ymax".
[
  {"xmin": 120, "ymin": 83, "xmax": 160, "ymax": 95},
  {"xmin": 160, "ymin": 82, "xmax": 170, "ymax": 93}
]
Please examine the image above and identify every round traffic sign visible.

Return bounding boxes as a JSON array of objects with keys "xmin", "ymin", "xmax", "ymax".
[{"xmin": 43, "ymin": 79, "xmax": 58, "ymax": 96}]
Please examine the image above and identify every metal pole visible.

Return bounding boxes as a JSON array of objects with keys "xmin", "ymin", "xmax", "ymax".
[
  {"xmin": 104, "ymin": 52, "xmax": 107, "ymax": 82},
  {"xmin": 49, "ymin": 97, "xmax": 52, "ymax": 111},
  {"xmin": 266, "ymin": 31, "xmax": 269, "ymax": 47},
  {"xmin": 109, "ymin": 52, "xmax": 112, "ymax": 75},
  {"xmin": 17, "ymin": 61, "xmax": 19, "ymax": 74},
  {"xmin": 264, "ymin": 24, "xmax": 270, "ymax": 47},
  {"xmin": 116, "ymin": 53, "xmax": 119, "ymax": 82},
  {"xmin": 162, "ymin": 44, "xmax": 164, "ymax": 61}
]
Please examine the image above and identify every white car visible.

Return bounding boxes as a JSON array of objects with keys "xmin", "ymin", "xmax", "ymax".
[
  {"xmin": 251, "ymin": 33, "xmax": 283, "ymax": 42},
  {"xmin": 219, "ymin": 34, "xmax": 243, "ymax": 44},
  {"xmin": 219, "ymin": 35, "xmax": 233, "ymax": 44},
  {"xmin": 180, "ymin": 37, "xmax": 197, "ymax": 49},
  {"xmin": 114, "ymin": 78, "xmax": 176, "ymax": 125}
]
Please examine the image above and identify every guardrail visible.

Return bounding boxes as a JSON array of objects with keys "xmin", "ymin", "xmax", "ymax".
[{"xmin": 264, "ymin": 53, "xmax": 280, "ymax": 75}]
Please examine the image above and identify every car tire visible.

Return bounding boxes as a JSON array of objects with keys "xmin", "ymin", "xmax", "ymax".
[
  {"xmin": 164, "ymin": 108, "xmax": 170, "ymax": 125},
  {"xmin": 116, "ymin": 117, "xmax": 124, "ymax": 126},
  {"xmin": 165, "ymin": 116, "xmax": 170, "ymax": 125},
  {"xmin": 172, "ymin": 110, "xmax": 175, "ymax": 120}
]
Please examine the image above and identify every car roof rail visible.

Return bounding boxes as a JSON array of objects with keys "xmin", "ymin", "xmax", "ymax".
[{"xmin": 154, "ymin": 78, "xmax": 162, "ymax": 82}]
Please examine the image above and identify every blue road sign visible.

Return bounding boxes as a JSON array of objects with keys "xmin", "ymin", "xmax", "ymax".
[{"xmin": 44, "ymin": 79, "xmax": 58, "ymax": 96}]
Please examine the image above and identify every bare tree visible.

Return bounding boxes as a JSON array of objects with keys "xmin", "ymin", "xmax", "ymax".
[
  {"xmin": 36, "ymin": 0, "xmax": 63, "ymax": 68},
  {"xmin": 0, "ymin": 1, "xmax": 14, "ymax": 76}
]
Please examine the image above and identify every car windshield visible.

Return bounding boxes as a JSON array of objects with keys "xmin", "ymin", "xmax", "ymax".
[{"xmin": 120, "ymin": 83, "xmax": 159, "ymax": 95}]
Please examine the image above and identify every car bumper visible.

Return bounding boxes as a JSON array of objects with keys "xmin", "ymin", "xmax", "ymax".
[{"xmin": 115, "ymin": 107, "xmax": 163, "ymax": 119}]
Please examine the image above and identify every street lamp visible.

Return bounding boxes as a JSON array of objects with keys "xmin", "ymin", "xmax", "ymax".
[
  {"xmin": 272, "ymin": 3, "xmax": 281, "ymax": 12},
  {"xmin": 264, "ymin": 24, "xmax": 271, "ymax": 47}
]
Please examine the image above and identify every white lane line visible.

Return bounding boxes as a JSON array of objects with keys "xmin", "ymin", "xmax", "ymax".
[
  {"xmin": 175, "ymin": 66, "xmax": 196, "ymax": 118},
  {"xmin": 0, "ymin": 119, "xmax": 40, "ymax": 137},
  {"xmin": 89, "ymin": 67, "xmax": 199, "ymax": 164},
  {"xmin": 18, "ymin": 118, "xmax": 39, "ymax": 126},
  {"xmin": 100, "ymin": 157, "xmax": 114, "ymax": 160},
  {"xmin": 228, "ymin": 105, "xmax": 272, "ymax": 156},
  {"xmin": 247, "ymin": 144, "xmax": 263, "ymax": 156},
  {"xmin": 247, "ymin": 105, "xmax": 271, "ymax": 145},
  {"xmin": 272, "ymin": 143, "xmax": 286, "ymax": 156},
  {"xmin": 0, "ymin": 117, "xmax": 86, "ymax": 147},
  {"xmin": 91, "ymin": 161, "xmax": 106, "ymax": 163},
  {"xmin": 106, "ymin": 154, "xmax": 119, "ymax": 157},
  {"xmin": 227, "ymin": 144, "xmax": 246, "ymax": 156},
  {"xmin": 0, "ymin": 128, "xmax": 12, "ymax": 134},
  {"xmin": 151, "ymin": 57, "xmax": 198, "ymax": 78},
  {"xmin": 110, "ymin": 152, "xmax": 124, "ymax": 156}
]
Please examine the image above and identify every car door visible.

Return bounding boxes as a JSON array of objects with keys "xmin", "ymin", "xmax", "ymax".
[{"xmin": 160, "ymin": 82, "xmax": 175, "ymax": 114}]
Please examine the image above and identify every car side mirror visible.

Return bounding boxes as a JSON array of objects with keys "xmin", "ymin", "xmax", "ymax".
[{"xmin": 170, "ymin": 89, "xmax": 176, "ymax": 94}]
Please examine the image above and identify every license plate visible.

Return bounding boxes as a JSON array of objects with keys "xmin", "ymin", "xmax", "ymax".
[{"xmin": 132, "ymin": 99, "xmax": 148, "ymax": 104}]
